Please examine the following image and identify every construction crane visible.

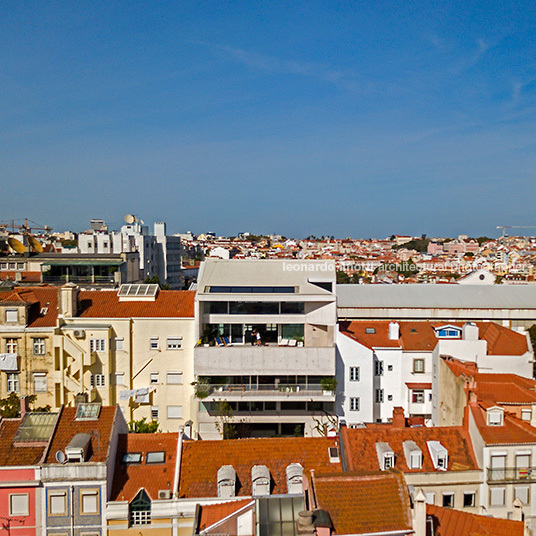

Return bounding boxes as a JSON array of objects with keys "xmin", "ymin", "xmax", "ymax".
[{"xmin": 496, "ymin": 225, "xmax": 536, "ymax": 240}]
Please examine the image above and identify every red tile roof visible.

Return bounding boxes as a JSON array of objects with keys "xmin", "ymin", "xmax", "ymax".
[
  {"xmin": 470, "ymin": 404, "xmax": 536, "ymax": 445},
  {"xmin": 198, "ymin": 499, "xmax": 253, "ymax": 531},
  {"xmin": 0, "ymin": 272, "xmax": 42, "ymax": 283},
  {"xmin": 313, "ymin": 471, "xmax": 413, "ymax": 535},
  {"xmin": 110, "ymin": 432, "xmax": 179, "ymax": 501},
  {"xmin": 341, "ymin": 425, "xmax": 479, "ymax": 473},
  {"xmin": 45, "ymin": 406, "xmax": 118, "ymax": 463},
  {"xmin": 427, "ymin": 504, "xmax": 524, "ymax": 536},
  {"xmin": 78, "ymin": 290, "xmax": 195, "ymax": 318},
  {"xmin": 3, "ymin": 287, "xmax": 59, "ymax": 327},
  {"xmin": 179, "ymin": 437, "xmax": 343, "ymax": 498},
  {"xmin": 339, "ymin": 321, "xmax": 528, "ymax": 355},
  {"xmin": 0, "ymin": 418, "xmax": 48, "ymax": 466}
]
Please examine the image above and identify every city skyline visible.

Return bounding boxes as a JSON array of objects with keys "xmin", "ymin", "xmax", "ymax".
[{"xmin": 2, "ymin": 1, "xmax": 536, "ymax": 237}]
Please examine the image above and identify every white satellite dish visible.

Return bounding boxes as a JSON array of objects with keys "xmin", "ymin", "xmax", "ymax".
[
  {"xmin": 124, "ymin": 214, "xmax": 136, "ymax": 224},
  {"xmin": 55, "ymin": 450, "xmax": 66, "ymax": 463}
]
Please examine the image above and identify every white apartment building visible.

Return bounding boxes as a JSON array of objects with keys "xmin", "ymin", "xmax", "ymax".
[
  {"xmin": 194, "ymin": 258, "xmax": 337, "ymax": 439},
  {"xmin": 337, "ymin": 320, "xmax": 532, "ymax": 427}
]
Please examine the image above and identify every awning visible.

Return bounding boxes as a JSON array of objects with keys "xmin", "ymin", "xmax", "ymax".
[{"xmin": 406, "ymin": 382, "xmax": 432, "ymax": 390}]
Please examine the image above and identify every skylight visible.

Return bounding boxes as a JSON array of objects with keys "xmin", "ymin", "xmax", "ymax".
[
  {"xmin": 146, "ymin": 451, "xmax": 165, "ymax": 464},
  {"xmin": 75, "ymin": 403, "xmax": 101, "ymax": 421},
  {"xmin": 14, "ymin": 412, "xmax": 57, "ymax": 443},
  {"xmin": 122, "ymin": 452, "xmax": 142, "ymax": 464}
]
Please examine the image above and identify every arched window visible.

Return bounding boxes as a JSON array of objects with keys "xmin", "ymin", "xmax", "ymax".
[{"xmin": 129, "ymin": 489, "xmax": 151, "ymax": 526}]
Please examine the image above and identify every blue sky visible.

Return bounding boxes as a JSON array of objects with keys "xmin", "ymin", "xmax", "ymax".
[{"xmin": 1, "ymin": 1, "xmax": 536, "ymax": 238}]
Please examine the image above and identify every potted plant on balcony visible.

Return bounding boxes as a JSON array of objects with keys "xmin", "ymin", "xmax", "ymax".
[
  {"xmin": 192, "ymin": 378, "xmax": 211, "ymax": 399},
  {"xmin": 320, "ymin": 377, "xmax": 337, "ymax": 394}
]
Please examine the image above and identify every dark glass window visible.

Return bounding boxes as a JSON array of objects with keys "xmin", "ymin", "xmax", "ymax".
[{"xmin": 281, "ymin": 302, "xmax": 305, "ymax": 314}]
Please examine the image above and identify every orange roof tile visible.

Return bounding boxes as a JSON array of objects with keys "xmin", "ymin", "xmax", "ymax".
[
  {"xmin": 198, "ymin": 499, "xmax": 254, "ymax": 531},
  {"xmin": 179, "ymin": 437, "xmax": 343, "ymax": 498},
  {"xmin": 0, "ymin": 272, "xmax": 42, "ymax": 283},
  {"xmin": 313, "ymin": 471, "xmax": 413, "ymax": 535},
  {"xmin": 45, "ymin": 406, "xmax": 118, "ymax": 464},
  {"xmin": 427, "ymin": 504, "xmax": 524, "ymax": 536},
  {"xmin": 341, "ymin": 425, "xmax": 479, "ymax": 473},
  {"xmin": 470, "ymin": 404, "xmax": 536, "ymax": 445},
  {"xmin": 0, "ymin": 418, "xmax": 48, "ymax": 466},
  {"xmin": 339, "ymin": 321, "xmax": 400, "ymax": 349},
  {"xmin": 78, "ymin": 290, "xmax": 195, "ymax": 318},
  {"xmin": 3, "ymin": 287, "xmax": 59, "ymax": 327},
  {"xmin": 110, "ymin": 432, "xmax": 179, "ymax": 501}
]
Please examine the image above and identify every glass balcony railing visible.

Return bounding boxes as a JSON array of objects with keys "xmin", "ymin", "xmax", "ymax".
[{"xmin": 487, "ymin": 467, "xmax": 536, "ymax": 483}]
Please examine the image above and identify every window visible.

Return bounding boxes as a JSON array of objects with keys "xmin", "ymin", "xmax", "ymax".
[
  {"xmin": 515, "ymin": 486, "xmax": 530, "ymax": 505},
  {"xmin": 89, "ymin": 339, "xmax": 105, "ymax": 352},
  {"xmin": 33, "ymin": 372, "xmax": 47, "ymax": 392},
  {"xmin": 522, "ymin": 409, "xmax": 532, "ymax": 421},
  {"xmin": 90, "ymin": 374, "xmax": 106, "ymax": 387},
  {"xmin": 5, "ymin": 309, "xmax": 18, "ymax": 323},
  {"xmin": 81, "ymin": 490, "xmax": 99, "ymax": 514},
  {"xmin": 129, "ymin": 489, "xmax": 151, "ymax": 526},
  {"xmin": 9, "ymin": 493, "xmax": 29, "ymax": 516},
  {"xmin": 409, "ymin": 452, "xmax": 422, "ymax": 469},
  {"xmin": 490, "ymin": 487, "xmax": 505, "ymax": 506},
  {"xmin": 365, "ymin": 327, "xmax": 376, "ymax": 334},
  {"xmin": 437, "ymin": 455, "xmax": 447, "ymax": 470},
  {"xmin": 383, "ymin": 454, "xmax": 394, "ymax": 469},
  {"xmin": 146, "ymin": 451, "xmax": 165, "ymax": 464},
  {"xmin": 5, "ymin": 338, "xmax": 17, "ymax": 353},
  {"xmin": 436, "ymin": 328, "xmax": 461, "ymax": 338},
  {"xmin": 442, "ymin": 493, "xmax": 454, "ymax": 508},
  {"xmin": 350, "ymin": 397, "xmax": 360, "ymax": 411},
  {"xmin": 167, "ymin": 372, "xmax": 183, "ymax": 384},
  {"xmin": 413, "ymin": 359, "xmax": 425, "ymax": 373},
  {"xmin": 115, "ymin": 372, "xmax": 125, "ymax": 386},
  {"xmin": 49, "ymin": 491, "xmax": 67, "ymax": 515},
  {"xmin": 167, "ymin": 405, "xmax": 183, "ymax": 419},
  {"xmin": 151, "ymin": 406, "xmax": 159, "ymax": 420},
  {"xmin": 349, "ymin": 366, "xmax": 359, "ymax": 381},
  {"xmin": 425, "ymin": 492, "xmax": 435, "ymax": 505},
  {"xmin": 7, "ymin": 373, "xmax": 19, "ymax": 393},
  {"xmin": 115, "ymin": 338, "xmax": 124, "ymax": 351},
  {"xmin": 166, "ymin": 337, "xmax": 182, "ymax": 350},
  {"xmin": 374, "ymin": 361, "xmax": 384, "ymax": 376},
  {"xmin": 150, "ymin": 372, "xmax": 159, "ymax": 384},
  {"xmin": 412, "ymin": 390, "xmax": 425, "ymax": 404},
  {"xmin": 33, "ymin": 338, "xmax": 46, "ymax": 355},
  {"xmin": 463, "ymin": 492, "xmax": 475, "ymax": 507},
  {"xmin": 487, "ymin": 411, "xmax": 503, "ymax": 426},
  {"xmin": 150, "ymin": 337, "xmax": 159, "ymax": 350},
  {"xmin": 375, "ymin": 389, "xmax": 384, "ymax": 403},
  {"xmin": 122, "ymin": 453, "xmax": 142, "ymax": 464}
]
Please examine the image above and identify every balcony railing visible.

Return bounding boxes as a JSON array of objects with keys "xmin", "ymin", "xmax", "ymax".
[
  {"xmin": 487, "ymin": 467, "xmax": 536, "ymax": 483},
  {"xmin": 199, "ymin": 383, "xmax": 334, "ymax": 399}
]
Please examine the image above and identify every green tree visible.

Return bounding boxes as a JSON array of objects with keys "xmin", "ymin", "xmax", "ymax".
[
  {"xmin": 336, "ymin": 270, "xmax": 351, "ymax": 284},
  {"xmin": 0, "ymin": 393, "xmax": 51, "ymax": 418},
  {"xmin": 128, "ymin": 417, "xmax": 159, "ymax": 433}
]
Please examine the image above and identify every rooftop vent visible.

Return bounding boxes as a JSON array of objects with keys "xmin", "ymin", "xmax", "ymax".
[
  {"xmin": 65, "ymin": 433, "xmax": 91, "ymax": 463},
  {"xmin": 286, "ymin": 463, "xmax": 304, "ymax": 495},
  {"xmin": 217, "ymin": 465, "xmax": 236, "ymax": 498},
  {"xmin": 251, "ymin": 465, "xmax": 270, "ymax": 496}
]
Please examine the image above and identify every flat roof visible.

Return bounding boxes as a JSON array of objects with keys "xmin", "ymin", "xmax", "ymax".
[{"xmin": 336, "ymin": 284, "xmax": 536, "ymax": 310}]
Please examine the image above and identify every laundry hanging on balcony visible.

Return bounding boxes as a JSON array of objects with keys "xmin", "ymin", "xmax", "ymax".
[
  {"xmin": 0, "ymin": 353, "xmax": 17, "ymax": 371},
  {"xmin": 119, "ymin": 387, "xmax": 152, "ymax": 403}
]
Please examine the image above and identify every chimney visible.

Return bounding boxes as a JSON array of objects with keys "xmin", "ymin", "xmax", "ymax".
[
  {"xmin": 388, "ymin": 322, "xmax": 400, "ymax": 340},
  {"xmin": 58, "ymin": 283, "xmax": 79, "ymax": 319},
  {"xmin": 462, "ymin": 322, "xmax": 479, "ymax": 341},
  {"xmin": 468, "ymin": 391, "xmax": 478, "ymax": 407},
  {"xmin": 392, "ymin": 407, "xmax": 406, "ymax": 428},
  {"xmin": 20, "ymin": 395, "xmax": 30, "ymax": 418},
  {"xmin": 512, "ymin": 497, "xmax": 523, "ymax": 521},
  {"xmin": 413, "ymin": 488, "xmax": 427, "ymax": 536},
  {"xmin": 296, "ymin": 511, "xmax": 315, "ymax": 535}
]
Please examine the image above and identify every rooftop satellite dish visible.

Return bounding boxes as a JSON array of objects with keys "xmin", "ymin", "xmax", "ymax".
[
  {"xmin": 27, "ymin": 235, "xmax": 43, "ymax": 253},
  {"xmin": 124, "ymin": 214, "xmax": 136, "ymax": 224},
  {"xmin": 55, "ymin": 450, "xmax": 66, "ymax": 463},
  {"xmin": 8, "ymin": 237, "xmax": 25, "ymax": 254}
]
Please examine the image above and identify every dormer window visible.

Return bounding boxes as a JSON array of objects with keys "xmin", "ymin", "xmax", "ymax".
[
  {"xmin": 376, "ymin": 442, "xmax": 395, "ymax": 470},
  {"xmin": 487, "ymin": 407, "xmax": 504, "ymax": 426},
  {"xmin": 5, "ymin": 309, "xmax": 18, "ymax": 323},
  {"xmin": 403, "ymin": 441, "xmax": 422, "ymax": 469},
  {"xmin": 435, "ymin": 326, "xmax": 461, "ymax": 338},
  {"xmin": 427, "ymin": 441, "xmax": 448, "ymax": 471}
]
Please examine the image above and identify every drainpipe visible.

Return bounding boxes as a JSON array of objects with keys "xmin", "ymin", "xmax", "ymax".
[{"xmin": 70, "ymin": 484, "xmax": 75, "ymax": 536}]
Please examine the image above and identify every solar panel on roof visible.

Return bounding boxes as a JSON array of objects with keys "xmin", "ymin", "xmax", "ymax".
[{"xmin": 118, "ymin": 284, "xmax": 159, "ymax": 298}]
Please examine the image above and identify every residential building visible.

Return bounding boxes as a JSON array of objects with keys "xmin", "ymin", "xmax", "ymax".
[{"xmin": 194, "ymin": 258, "xmax": 337, "ymax": 439}]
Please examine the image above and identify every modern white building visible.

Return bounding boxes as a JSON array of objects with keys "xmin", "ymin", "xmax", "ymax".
[{"xmin": 194, "ymin": 258, "xmax": 337, "ymax": 439}]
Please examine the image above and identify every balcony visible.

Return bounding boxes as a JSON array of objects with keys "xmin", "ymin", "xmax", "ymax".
[
  {"xmin": 200, "ymin": 383, "xmax": 335, "ymax": 402},
  {"xmin": 194, "ymin": 345, "xmax": 335, "ymax": 376},
  {"xmin": 487, "ymin": 467, "xmax": 536, "ymax": 483}
]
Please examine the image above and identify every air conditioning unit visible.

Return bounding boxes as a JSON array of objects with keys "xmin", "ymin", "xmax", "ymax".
[
  {"xmin": 73, "ymin": 329, "xmax": 85, "ymax": 339},
  {"xmin": 158, "ymin": 489, "xmax": 172, "ymax": 500}
]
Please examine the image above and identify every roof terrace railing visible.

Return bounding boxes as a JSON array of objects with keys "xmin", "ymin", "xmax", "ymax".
[{"xmin": 487, "ymin": 467, "xmax": 536, "ymax": 483}]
